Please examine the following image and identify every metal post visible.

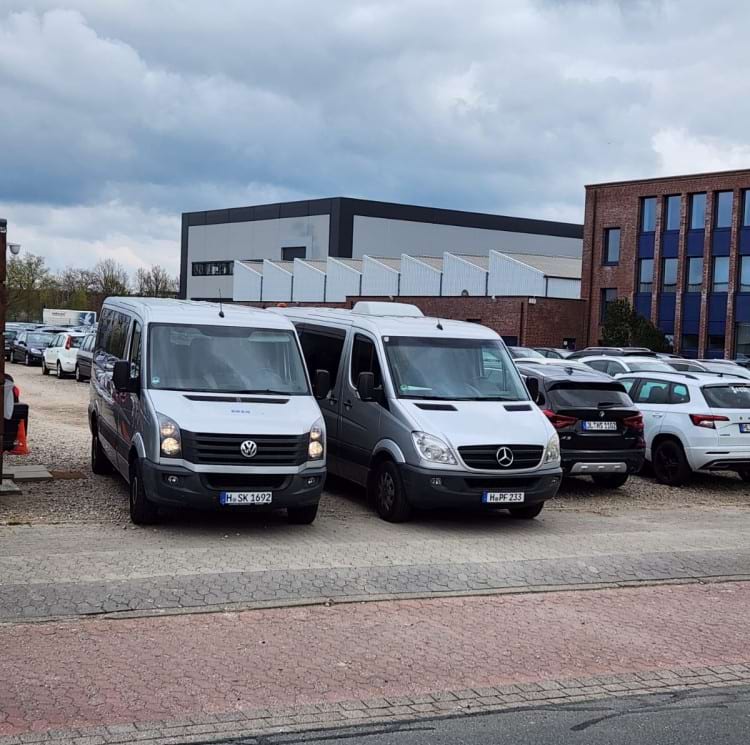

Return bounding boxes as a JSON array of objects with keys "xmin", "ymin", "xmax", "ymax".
[{"xmin": 0, "ymin": 218, "xmax": 7, "ymax": 484}]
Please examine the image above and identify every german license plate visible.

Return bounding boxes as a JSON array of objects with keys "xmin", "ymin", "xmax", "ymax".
[
  {"xmin": 220, "ymin": 491, "xmax": 272, "ymax": 505},
  {"xmin": 483, "ymin": 491, "xmax": 524, "ymax": 504},
  {"xmin": 582, "ymin": 421, "xmax": 617, "ymax": 431},
  {"xmin": 740, "ymin": 424, "xmax": 750, "ymax": 433}
]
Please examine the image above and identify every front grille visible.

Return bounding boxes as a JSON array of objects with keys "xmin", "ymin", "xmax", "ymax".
[
  {"xmin": 201, "ymin": 474, "xmax": 289, "ymax": 491},
  {"xmin": 182, "ymin": 432, "xmax": 307, "ymax": 466},
  {"xmin": 464, "ymin": 476, "xmax": 539, "ymax": 490},
  {"xmin": 458, "ymin": 444, "xmax": 544, "ymax": 470}
]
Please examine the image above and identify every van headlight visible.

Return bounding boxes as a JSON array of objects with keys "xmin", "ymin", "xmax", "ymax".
[
  {"xmin": 412, "ymin": 431, "xmax": 457, "ymax": 465},
  {"xmin": 157, "ymin": 413, "xmax": 182, "ymax": 458},
  {"xmin": 308, "ymin": 420, "xmax": 325, "ymax": 460},
  {"xmin": 544, "ymin": 433, "xmax": 561, "ymax": 464}
]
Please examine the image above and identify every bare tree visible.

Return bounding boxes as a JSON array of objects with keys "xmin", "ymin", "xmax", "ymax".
[
  {"xmin": 91, "ymin": 259, "xmax": 130, "ymax": 298},
  {"xmin": 7, "ymin": 253, "xmax": 55, "ymax": 321},
  {"xmin": 134, "ymin": 265, "xmax": 179, "ymax": 297}
]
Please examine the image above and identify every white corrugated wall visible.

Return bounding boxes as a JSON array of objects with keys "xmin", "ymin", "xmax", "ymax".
[
  {"xmin": 261, "ymin": 261, "xmax": 293, "ymax": 301},
  {"xmin": 361, "ymin": 257, "xmax": 400, "ymax": 296},
  {"xmin": 292, "ymin": 260, "xmax": 326, "ymax": 302},
  {"xmin": 232, "ymin": 261, "xmax": 263, "ymax": 301},
  {"xmin": 326, "ymin": 259, "xmax": 362, "ymax": 302},
  {"xmin": 400, "ymin": 255, "xmax": 442, "ymax": 295},
  {"xmin": 546, "ymin": 278, "xmax": 581, "ymax": 299},
  {"xmin": 488, "ymin": 251, "xmax": 546, "ymax": 296},
  {"xmin": 441, "ymin": 253, "xmax": 488, "ymax": 296}
]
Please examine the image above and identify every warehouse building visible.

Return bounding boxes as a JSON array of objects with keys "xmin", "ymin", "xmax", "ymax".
[
  {"xmin": 582, "ymin": 168, "xmax": 750, "ymax": 357},
  {"xmin": 181, "ymin": 197, "xmax": 583, "ymax": 301}
]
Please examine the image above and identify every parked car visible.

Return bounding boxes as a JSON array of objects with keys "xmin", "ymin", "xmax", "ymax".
[
  {"xmin": 512, "ymin": 358, "xmax": 593, "ymax": 373},
  {"xmin": 579, "ymin": 356, "xmax": 675, "ymax": 377},
  {"xmin": 532, "ymin": 348, "xmax": 570, "ymax": 359},
  {"xmin": 2, "ymin": 373, "xmax": 29, "ymax": 451},
  {"xmin": 90, "ymin": 298, "xmax": 327, "ymax": 526},
  {"xmin": 10, "ymin": 330, "xmax": 55, "ymax": 365},
  {"xmin": 75, "ymin": 333, "xmax": 96, "ymax": 382},
  {"xmin": 508, "ymin": 346, "xmax": 545, "ymax": 359},
  {"xmin": 567, "ymin": 346, "xmax": 657, "ymax": 360},
  {"xmin": 695, "ymin": 360, "xmax": 750, "ymax": 380},
  {"xmin": 42, "ymin": 331, "xmax": 88, "ymax": 378},
  {"xmin": 617, "ymin": 372, "xmax": 750, "ymax": 485},
  {"xmin": 665, "ymin": 359, "xmax": 709, "ymax": 373},
  {"xmin": 279, "ymin": 302, "xmax": 562, "ymax": 522},
  {"xmin": 4, "ymin": 330, "xmax": 18, "ymax": 360},
  {"xmin": 517, "ymin": 364, "xmax": 644, "ymax": 487}
]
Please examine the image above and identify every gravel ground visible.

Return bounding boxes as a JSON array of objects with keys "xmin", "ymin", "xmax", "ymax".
[{"xmin": 1, "ymin": 363, "xmax": 748, "ymax": 525}]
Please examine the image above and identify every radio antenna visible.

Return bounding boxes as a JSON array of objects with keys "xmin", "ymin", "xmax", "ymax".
[{"xmin": 218, "ymin": 290, "xmax": 225, "ymax": 318}]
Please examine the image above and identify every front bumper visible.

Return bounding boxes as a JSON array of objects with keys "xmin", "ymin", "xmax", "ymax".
[
  {"xmin": 562, "ymin": 448, "xmax": 644, "ymax": 475},
  {"xmin": 140, "ymin": 460, "xmax": 326, "ymax": 510},
  {"xmin": 398, "ymin": 463, "xmax": 562, "ymax": 509}
]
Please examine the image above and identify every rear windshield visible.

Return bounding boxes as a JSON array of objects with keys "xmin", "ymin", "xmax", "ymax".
[
  {"xmin": 702, "ymin": 384, "xmax": 750, "ymax": 409},
  {"xmin": 548, "ymin": 382, "xmax": 632, "ymax": 408},
  {"xmin": 28, "ymin": 333, "xmax": 54, "ymax": 346},
  {"xmin": 69, "ymin": 336, "xmax": 84, "ymax": 348},
  {"xmin": 628, "ymin": 361, "xmax": 673, "ymax": 372}
]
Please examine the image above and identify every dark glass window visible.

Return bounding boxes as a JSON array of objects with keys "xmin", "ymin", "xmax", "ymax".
[
  {"xmin": 686, "ymin": 257, "xmax": 703, "ymax": 293},
  {"xmin": 129, "ymin": 322, "xmax": 142, "ymax": 376},
  {"xmin": 661, "ymin": 258, "xmax": 678, "ymax": 293},
  {"xmin": 297, "ymin": 326, "xmax": 346, "ymax": 397},
  {"xmin": 638, "ymin": 258, "xmax": 654, "ymax": 293},
  {"xmin": 744, "ymin": 190, "xmax": 750, "ymax": 227},
  {"xmin": 702, "ymin": 384, "xmax": 750, "ymax": 409},
  {"xmin": 712, "ymin": 256, "xmax": 729, "ymax": 292},
  {"xmin": 192, "ymin": 261, "xmax": 234, "ymax": 277},
  {"xmin": 600, "ymin": 288, "xmax": 617, "ymax": 322},
  {"xmin": 282, "ymin": 246, "xmax": 306, "ymax": 261},
  {"xmin": 548, "ymin": 382, "xmax": 632, "ymax": 408},
  {"xmin": 603, "ymin": 228, "xmax": 620, "ymax": 264},
  {"xmin": 715, "ymin": 191, "xmax": 733, "ymax": 229},
  {"xmin": 736, "ymin": 324, "xmax": 750, "ymax": 357},
  {"xmin": 641, "ymin": 197, "xmax": 657, "ymax": 232},
  {"xmin": 740, "ymin": 256, "xmax": 750, "ymax": 293},
  {"xmin": 633, "ymin": 379, "xmax": 670, "ymax": 405},
  {"xmin": 689, "ymin": 193, "xmax": 706, "ymax": 230},
  {"xmin": 708, "ymin": 334, "xmax": 725, "ymax": 352},
  {"xmin": 665, "ymin": 195, "xmax": 681, "ymax": 231},
  {"xmin": 681, "ymin": 333, "xmax": 699, "ymax": 350},
  {"xmin": 350, "ymin": 334, "xmax": 383, "ymax": 390}
]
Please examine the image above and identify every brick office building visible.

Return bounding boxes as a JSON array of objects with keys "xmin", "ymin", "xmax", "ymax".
[{"xmin": 582, "ymin": 168, "xmax": 750, "ymax": 358}]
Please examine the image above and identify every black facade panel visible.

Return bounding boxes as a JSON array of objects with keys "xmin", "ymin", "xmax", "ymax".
[
  {"xmin": 279, "ymin": 201, "xmax": 309, "ymax": 218},
  {"xmin": 254, "ymin": 204, "xmax": 281, "ymax": 220},
  {"xmin": 229, "ymin": 206, "xmax": 254, "ymax": 222},
  {"xmin": 205, "ymin": 209, "xmax": 230, "ymax": 225},
  {"xmin": 328, "ymin": 198, "xmax": 342, "ymax": 257},
  {"xmin": 306, "ymin": 198, "xmax": 333, "ymax": 216},
  {"xmin": 187, "ymin": 212, "xmax": 207, "ymax": 226},
  {"xmin": 179, "ymin": 213, "xmax": 189, "ymax": 299}
]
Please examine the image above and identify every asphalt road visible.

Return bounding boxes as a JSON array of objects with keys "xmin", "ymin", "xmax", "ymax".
[{"xmin": 230, "ymin": 685, "xmax": 750, "ymax": 744}]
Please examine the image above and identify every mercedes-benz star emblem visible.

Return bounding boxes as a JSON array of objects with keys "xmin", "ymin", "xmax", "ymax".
[
  {"xmin": 496, "ymin": 446, "xmax": 514, "ymax": 467},
  {"xmin": 240, "ymin": 440, "xmax": 258, "ymax": 458}
]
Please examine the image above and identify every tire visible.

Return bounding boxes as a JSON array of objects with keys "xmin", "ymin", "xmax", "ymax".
[
  {"xmin": 24, "ymin": 353, "xmax": 31, "ymax": 366},
  {"xmin": 591, "ymin": 472, "xmax": 629, "ymax": 489},
  {"xmin": 287, "ymin": 503, "xmax": 319, "ymax": 525},
  {"xmin": 508, "ymin": 501, "xmax": 545, "ymax": 519},
  {"xmin": 56, "ymin": 362, "xmax": 66, "ymax": 379},
  {"xmin": 90, "ymin": 431, "xmax": 114, "ymax": 475},
  {"xmin": 738, "ymin": 469, "xmax": 750, "ymax": 482},
  {"xmin": 75, "ymin": 365, "xmax": 83, "ymax": 383},
  {"xmin": 129, "ymin": 459, "xmax": 158, "ymax": 525},
  {"xmin": 652, "ymin": 439, "xmax": 691, "ymax": 486},
  {"xmin": 370, "ymin": 460, "xmax": 412, "ymax": 522},
  {"xmin": 42, "ymin": 360, "xmax": 49, "ymax": 375}
]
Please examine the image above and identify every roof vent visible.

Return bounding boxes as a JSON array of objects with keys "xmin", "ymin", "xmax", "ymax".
[{"xmin": 352, "ymin": 301, "xmax": 424, "ymax": 317}]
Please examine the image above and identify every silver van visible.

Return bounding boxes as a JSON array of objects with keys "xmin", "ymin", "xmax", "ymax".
[
  {"xmin": 277, "ymin": 302, "xmax": 562, "ymax": 522},
  {"xmin": 89, "ymin": 298, "xmax": 327, "ymax": 525}
]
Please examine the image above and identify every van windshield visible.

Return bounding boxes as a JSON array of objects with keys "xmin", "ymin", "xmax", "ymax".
[
  {"xmin": 148, "ymin": 324, "xmax": 310, "ymax": 395},
  {"xmin": 383, "ymin": 336, "xmax": 529, "ymax": 401}
]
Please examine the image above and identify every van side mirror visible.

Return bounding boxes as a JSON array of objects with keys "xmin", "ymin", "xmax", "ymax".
[
  {"xmin": 313, "ymin": 369, "xmax": 331, "ymax": 400},
  {"xmin": 112, "ymin": 360, "xmax": 137, "ymax": 393},
  {"xmin": 357, "ymin": 371, "xmax": 375, "ymax": 401},
  {"xmin": 525, "ymin": 376, "xmax": 540, "ymax": 403}
]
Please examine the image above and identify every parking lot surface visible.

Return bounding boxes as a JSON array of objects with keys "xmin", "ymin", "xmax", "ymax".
[{"xmin": 1, "ymin": 365, "xmax": 750, "ymax": 743}]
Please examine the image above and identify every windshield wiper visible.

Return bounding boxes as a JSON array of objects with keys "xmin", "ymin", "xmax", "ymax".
[{"xmin": 229, "ymin": 389, "xmax": 298, "ymax": 395}]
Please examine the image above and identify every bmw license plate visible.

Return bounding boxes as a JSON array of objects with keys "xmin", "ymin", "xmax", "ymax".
[
  {"xmin": 483, "ymin": 492, "xmax": 524, "ymax": 504},
  {"xmin": 582, "ymin": 421, "xmax": 617, "ymax": 431},
  {"xmin": 220, "ymin": 491, "xmax": 272, "ymax": 506},
  {"xmin": 740, "ymin": 424, "xmax": 750, "ymax": 434}
]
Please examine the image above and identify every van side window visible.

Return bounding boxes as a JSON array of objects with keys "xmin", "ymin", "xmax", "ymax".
[
  {"xmin": 298, "ymin": 325, "xmax": 345, "ymax": 396},
  {"xmin": 129, "ymin": 322, "xmax": 143, "ymax": 376},
  {"xmin": 351, "ymin": 334, "xmax": 383, "ymax": 391},
  {"xmin": 96, "ymin": 309, "xmax": 113, "ymax": 354},
  {"xmin": 109, "ymin": 312, "xmax": 129, "ymax": 359}
]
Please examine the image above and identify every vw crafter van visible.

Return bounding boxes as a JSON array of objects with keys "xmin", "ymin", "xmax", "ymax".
[
  {"xmin": 89, "ymin": 299, "xmax": 328, "ymax": 525},
  {"xmin": 277, "ymin": 302, "xmax": 562, "ymax": 522}
]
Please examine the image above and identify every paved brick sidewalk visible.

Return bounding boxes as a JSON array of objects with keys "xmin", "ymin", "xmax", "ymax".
[{"xmin": 1, "ymin": 581, "xmax": 749, "ymax": 742}]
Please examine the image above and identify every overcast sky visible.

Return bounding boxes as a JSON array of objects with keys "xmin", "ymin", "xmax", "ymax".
[{"xmin": 1, "ymin": 0, "xmax": 748, "ymax": 276}]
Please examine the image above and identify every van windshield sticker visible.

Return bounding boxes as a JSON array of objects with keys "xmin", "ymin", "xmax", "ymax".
[
  {"xmin": 231, "ymin": 408, "xmax": 252, "ymax": 414},
  {"xmin": 151, "ymin": 376, "xmax": 160, "ymax": 386}
]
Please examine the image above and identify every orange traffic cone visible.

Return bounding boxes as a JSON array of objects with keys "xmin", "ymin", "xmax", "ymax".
[{"xmin": 10, "ymin": 420, "xmax": 29, "ymax": 455}]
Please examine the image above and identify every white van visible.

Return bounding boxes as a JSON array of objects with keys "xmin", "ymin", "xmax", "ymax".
[
  {"xmin": 277, "ymin": 302, "xmax": 562, "ymax": 522},
  {"xmin": 89, "ymin": 298, "xmax": 327, "ymax": 525}
]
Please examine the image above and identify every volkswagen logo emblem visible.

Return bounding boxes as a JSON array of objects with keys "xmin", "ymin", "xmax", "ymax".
[
  {"xmin": 240, "ymin": 440, "xmax": 258, "ymax": 459},
  {"xmin": 496, "ymin": 446, "xmax": 514, "ymax": 468}
]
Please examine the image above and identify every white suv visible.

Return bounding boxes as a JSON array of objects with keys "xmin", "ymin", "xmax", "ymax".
[
  {"xmin": 42, "ymin": 331, "xmax": 88, "ymax": 378},
  {"xmin": 579, "ymin": 356, "xmax": 675, "ymax": 377},
  {"xmin": 618, "ymin": 371, "xmax": 750, "ymax": 485}
]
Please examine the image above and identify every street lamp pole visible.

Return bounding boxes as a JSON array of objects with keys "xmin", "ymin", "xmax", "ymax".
[{"xmin": 0, "ymin": 218, "xmax": 7, "ymax": 485}]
